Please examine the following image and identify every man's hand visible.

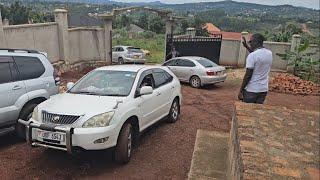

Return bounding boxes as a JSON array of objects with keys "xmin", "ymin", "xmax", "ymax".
[
  {"xmin": 242, "ymin": 37, "xmax": 253, "ymax": 53},
  {"xmin": 238, "ymin": 91, "xmax": 244, "ymax": 101},
  {"xmin": 242, "ymin": 37, "xmax": 248, "ymax": 47}
]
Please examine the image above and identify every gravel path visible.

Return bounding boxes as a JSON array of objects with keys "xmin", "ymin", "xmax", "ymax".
[{"xmin": 0, "ymin": 72, "xmax": 318, "ymax": 180}]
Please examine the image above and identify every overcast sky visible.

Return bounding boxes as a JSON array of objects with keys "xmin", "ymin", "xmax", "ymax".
[{"xmin": 115, "ymin": 0, "xmax": 320, "ymax": 9}]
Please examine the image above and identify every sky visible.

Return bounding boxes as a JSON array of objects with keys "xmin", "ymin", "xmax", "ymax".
[{"xmin": 115, "ymin": 0, "xmax": 320, "ymax": 9}]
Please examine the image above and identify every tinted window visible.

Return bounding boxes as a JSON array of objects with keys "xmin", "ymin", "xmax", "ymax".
[
  {"xmin": 118, "ymin": 47, "xmax": 124, "ymax": 52},
  {"xmin": 153, "ymin": 69, "xmax": 173, "ymax": 88},
  {"xmin": 163, "ymin": 59, "xmax": 177, "ymax": 66},
  {"xmin": 196, "ymin": 58, "xmax": 218, "ymax": 68},
  {"xmin": 14, "ymin": 56, "xmax": 45, "ymax": 80},
  {"xmin": 177, "ymin": 59, "xmax": 195, "ymax": 67},
  {"xmin": 0, "ymin": 62, "xmax": 12, "ymax": 84},
  {"xmin": 139, "ymin": 74, "xmax": 155, "ymax": 88},
  {"xmin": 127, "ymin": 47, "xmax": 143, "ymax": 53}
]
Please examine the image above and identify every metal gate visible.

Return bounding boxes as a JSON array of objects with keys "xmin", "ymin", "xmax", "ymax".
[{"xmin": 165, "ymin": 34, "xmax": 222, "ymax": 64}]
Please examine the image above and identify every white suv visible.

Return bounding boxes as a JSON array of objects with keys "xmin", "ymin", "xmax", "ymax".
[
  {"xmin": 112, "ymin": 46, "xmax": 146, "ymax": 64},
  {"xmin": 0, "ymin": 49, "xmax": 59, "ymax": 137},
  {"xmin": 20, "ymin": 65, "xmax": 182, "ymax": 163}
]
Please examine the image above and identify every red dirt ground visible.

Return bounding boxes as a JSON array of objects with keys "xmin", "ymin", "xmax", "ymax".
[{"xmin": 0, "ymin": 70, "xmax": 319, "ymax": 180}]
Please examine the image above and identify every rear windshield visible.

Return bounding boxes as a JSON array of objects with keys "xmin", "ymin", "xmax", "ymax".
[
  {"xmin": 196, "ymin": 58, "xmax": 218, "ymax": 68},
  {"xmin": 128, "ymin": 47, "xmax": 143, "ymax": 53}
]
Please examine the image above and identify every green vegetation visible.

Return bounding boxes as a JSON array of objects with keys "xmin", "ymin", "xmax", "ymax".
[
  {"xmin": 112, "ymin": 29, "xmax": 165, "ymax": 64},
  {"xmin": 0, "ymin": 1, "xmax": 53, "ymax": 24},
  {"xmin": 277, "ymin": 41, "xmax": 320, "ymax": 82}
]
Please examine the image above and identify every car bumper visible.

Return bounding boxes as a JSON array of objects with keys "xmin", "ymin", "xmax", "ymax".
[
  {"xmin": 18, "ymin": 119, "xmax": 119, "ymax": 153},
  {"xmin": 201, "ymin": 74, "xmax": 227, "ymax": 85},
  {"xmin": 123, "ymin": 57, "xmax": 146, "ymax": 64}
]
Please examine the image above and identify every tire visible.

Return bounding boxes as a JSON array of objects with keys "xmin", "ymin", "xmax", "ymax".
[
  {"xmin": 114, "ymin": 123, "xmax": 133, "ymax": 164},
  {"xmin": 118, "ymin": 57, "xmax": 124, "ymax": 65},
  {"xmin": 167, "ymin": 98, "xmax": 180, "ymax": 123},
  {"xmin": 16, "ymin": 103, "xmax": 38, "ymax": 139},
  {"xmin": 190, "ymin": 76, "xmax": 201, "ymax": 88}
]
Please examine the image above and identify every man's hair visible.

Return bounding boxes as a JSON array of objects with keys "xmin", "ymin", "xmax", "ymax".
[{"xmin": 252, "ymin": 33, "xmax": 265, "ymax": 46}]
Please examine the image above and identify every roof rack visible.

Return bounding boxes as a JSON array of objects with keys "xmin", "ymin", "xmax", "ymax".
[{"xmin": 0, "ymin": 48, "xmax": 40, "ymax": 54}]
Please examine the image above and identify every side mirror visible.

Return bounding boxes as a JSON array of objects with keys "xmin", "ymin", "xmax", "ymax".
[
  {"xmin": 139, "ymin": 86, "xmax": 153, "ymax": 96},
  {"xmin": 67, "ymin": 82, "xmax": 75, "ymax": 91}
]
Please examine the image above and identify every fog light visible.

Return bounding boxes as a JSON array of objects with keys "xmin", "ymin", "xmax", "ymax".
[{"xmin": 94, "ymin": 137, "xmax": 109, "ymax": 144}]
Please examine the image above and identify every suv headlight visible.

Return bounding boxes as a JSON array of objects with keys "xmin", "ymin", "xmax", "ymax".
[
  {"xmin": 32, "ymin": 106, "xmax": 39, "ymax": 121},
  {"xmin": 82, "ymin": 111, "xmax": 115, "ymax": 128}
]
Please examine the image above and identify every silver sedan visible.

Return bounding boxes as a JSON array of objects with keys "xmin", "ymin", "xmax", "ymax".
[{"xmin": 163, "ymin": 56, "xmax": 227, "ymax": 88}]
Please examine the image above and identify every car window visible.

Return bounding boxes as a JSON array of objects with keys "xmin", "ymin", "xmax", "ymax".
[
  {"xmin": 69, "ymin": 70, "xmax": 137, "ymax": 96},
  {"xmin": 118, "ymin": 47, "xmax": 124, "ymax": 52},
  {"xmin": 128, "ymin": 47, "xmax": 143, "ymax": 53},
  {"xmin": 0, "ymin": 62, "xmax": 12, "ymax": 84},
  {"xmin": 153, "ymin": 69, "xmax": 173, "ymax": 88},
  {"xmin": 14, "ymin": 56, "xmax": 45, "ymax": 81},
  {"xmin": 177, "ymin": 59, "xmax": 195, "ymax": 67},
  {"xmin": 139, "ymin": 74, "xmax": 155, "ymax": 89},
  {"xmin": 163, "ymin": 59, "xmax": 177, "ymax": 66},
  {"xmin": 196, "ymin": 58, "xmax": 218, "ymax": 68}
]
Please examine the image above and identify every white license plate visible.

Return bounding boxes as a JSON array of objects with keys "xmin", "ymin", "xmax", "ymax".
[{"xmin": 37, "ymin": 130, "xmax": 66, "ymax": 143}]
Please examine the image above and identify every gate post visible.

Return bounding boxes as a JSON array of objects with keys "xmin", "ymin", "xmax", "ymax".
[
  {"xmin": 0, "ymin": 11, "xmax": 6, "ymax": 48},
  {"xmin": 165, "ymin": 18, "xmax": 175, "ymax": 61},
  {"xmin": 54, "ymin": 9, "xmax": 70, "ymax": 62},
  {"xmin": 99, "ymin": 13, "xmax": 113, "ymax": 65},
  {"xmin": 237, "ymin": 32, "xmax": 249, "ymax": 67},
  {"xmin": 287, "ymin": 34, "xmax": 301, "ymax": 73}
]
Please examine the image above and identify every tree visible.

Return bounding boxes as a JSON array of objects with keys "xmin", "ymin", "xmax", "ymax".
[
  {"xmin": 148, "ymin": 16, "xmax": 165, "ymax": 34},
  {"xmin": 8, "ymin": 1, "xmax": 30, "ymax": 25},
  {"xmin": 137, "ymin": 13, "xmax": 148, "ymax": 30}
]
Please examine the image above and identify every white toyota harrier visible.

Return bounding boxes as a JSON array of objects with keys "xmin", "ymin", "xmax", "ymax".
[{"xmin": 19, "ymin": 65, "xmax": 182, "ymax": 163}]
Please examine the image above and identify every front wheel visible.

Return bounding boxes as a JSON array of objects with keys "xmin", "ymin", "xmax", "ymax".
[
  {"xmin": 114, "ymin": 123, "xmax": 133, "ymax": 164},
  {"xmin": 16, "ymin": 103, "xmax": 38, "ymax": 139},
  {"xmin": 190, "ymin": 76, "xmax": 201, "ymax": 88},
  {"xmin": 167, "ymin": 98, "xmax": 180, "ymax": 123}
]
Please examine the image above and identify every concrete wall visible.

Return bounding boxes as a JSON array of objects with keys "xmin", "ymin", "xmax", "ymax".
[
  {"xmin": 220, "ymin": 39, "xmax": 240, "ymax": 66},
  {"xmin": 264, "ymin": 41, "xmax": 291, "ymax": 70},
  {"xmin": 68, "ymin": 28, "xmax": 105, "ymax": 63},
  {"xmin": 3, "ymin": 23, "xmax": 60, "ymax": 62}
]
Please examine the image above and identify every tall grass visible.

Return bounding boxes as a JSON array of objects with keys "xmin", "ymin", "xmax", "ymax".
[{"xmin": 112, "ymin": 31, "xmax": 165, "ymax": 64}]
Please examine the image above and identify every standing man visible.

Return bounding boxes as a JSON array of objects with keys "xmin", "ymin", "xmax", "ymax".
[
  {"xmin": 238, "ymin": 33, "xmax": 273, "ymax": 104},
  {"xmin": 166, "ymin": 46, "xmax": 180, "ymax": 60}
]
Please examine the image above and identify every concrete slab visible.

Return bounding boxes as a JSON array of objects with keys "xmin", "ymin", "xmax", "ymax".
[{"xmin": 188, "ymin": 130, "xmax": 229, "ymax": 180}]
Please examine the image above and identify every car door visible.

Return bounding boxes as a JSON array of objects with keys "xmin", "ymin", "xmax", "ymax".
[
  {"xmin": 152, "ymin": 68, "xmax": 175, "ymax": 118},
  {"xmin": 13, "ymin": 56, "xmax": 47, "ymax": 95},
  {"xmin": 175, "ymin": 59, "xmax": 196, "ymax": 82},
  {"xmin": 164, "ymin": 59, "xmax": 179, "ymax": 79},
  {"xmin": 0, "ymin": 56, "xmax": 27, "ymax": 127},
  {"xmin": 135, "ymin": 71, "xmax": 160, "ymax": 130}
]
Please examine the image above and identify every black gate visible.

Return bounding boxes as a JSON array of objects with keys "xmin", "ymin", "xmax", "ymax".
[{"xmin": 165, "ymin": 34, "xmax": 222, "ymax": 64}]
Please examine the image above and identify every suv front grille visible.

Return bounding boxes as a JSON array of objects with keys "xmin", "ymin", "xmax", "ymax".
[{"xmin": 42, "ymin": 111, "xmax": 80, "ymax": 124}]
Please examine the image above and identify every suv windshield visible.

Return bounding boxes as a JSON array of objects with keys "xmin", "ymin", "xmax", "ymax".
[
  {"xmin": 127, "ymin": 47, "xmax": 143, "ymax": 53},
  {"xmin": 196, "ymin": 58, "xmax": 218, "ymax": 68},
  {"xmin": 69, "ymin": 70, "xmax": 137, "ymax": 96}
]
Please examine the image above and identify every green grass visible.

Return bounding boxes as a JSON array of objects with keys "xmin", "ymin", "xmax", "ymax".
[{"xmin": 112, "ymin": 34, "xmax": 165, "ymax": 64}]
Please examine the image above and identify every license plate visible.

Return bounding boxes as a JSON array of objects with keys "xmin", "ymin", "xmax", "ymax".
[
  {"xmin": 37, "ymin": 130, "xmax": 66, "ymax": 143},
  {"xmin": 134, "ymin": 55, "xmax": 140, "ymax": 59}
]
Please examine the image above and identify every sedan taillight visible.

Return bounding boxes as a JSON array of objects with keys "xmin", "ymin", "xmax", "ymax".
[{"xmin": 206, "ymin": 71, "xmax": 216, "ymax": 76}]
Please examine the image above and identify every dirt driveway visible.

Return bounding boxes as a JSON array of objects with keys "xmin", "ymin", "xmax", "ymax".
[{"xmin": 0, "ymin": 70, "xmax": 319, "ymax": 180}]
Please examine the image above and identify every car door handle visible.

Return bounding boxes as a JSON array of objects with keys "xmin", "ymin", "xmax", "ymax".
[
  {"xmin": 171, "ymin": 86, "xmax": 175, "ymax": 89},
  {"xmin": 156, "ymin": 92, "xmax": 161, "ymax": 96},
  {"xmin": 12, "ymin": 85, "xmax": 22, "ymax": 90}
]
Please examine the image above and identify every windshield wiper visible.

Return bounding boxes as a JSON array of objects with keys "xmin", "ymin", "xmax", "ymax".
[
  {"xmin": 70, "ymin": 91, "xmax": 99, "ymax": 95},
  {"xmin": 101, "ymin": 94, "xmax": 126, "ymax": 97}
]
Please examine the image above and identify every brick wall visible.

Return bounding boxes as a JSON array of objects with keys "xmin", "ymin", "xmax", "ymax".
[{"xmin": 228, "ymin": 102, "xmax": 319, "ymax": 180}]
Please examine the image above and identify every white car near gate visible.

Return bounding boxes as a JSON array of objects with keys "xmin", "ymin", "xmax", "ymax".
[{"xmin": 19, "ymin": 65, "xmax": 182, "ymax": 164}]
